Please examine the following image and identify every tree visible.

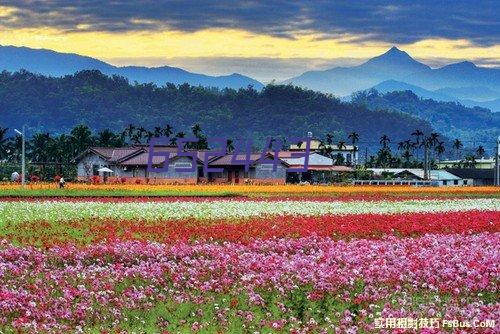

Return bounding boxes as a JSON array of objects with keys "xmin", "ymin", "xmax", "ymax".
[
  {"xmin": 97, "ymin": 129, "xmax": 124, "ymax": 147},
  {"xmin": 411, "ymin": 129, "xmax": 424, "ymax": 160},
  {"xmin": 348, "ymin": 132, "xmax": 359, "ymax": 145},
  {"xmin": 70, "ymin": 124, "xmax": 94, "ymax": 156},
  {"xmin": 453, "ymin": 139, "xmax": 463, "ymax": 159},
  {"xmin": 162, "ymin": 125, "xmax": 174, "ymax": 138},
  {"xmin": 30, "ymin": 133, "xmax": 53, "ymax": 162},
  {"xmin": 402, "ymin": 150, "xmax": 413, "ymax": 164},
  {"xmin": 435, "ymin": 142, "xmax": 445, "ymax": 161},
  {"xmin": 325, "ymin": 133, "xmax": 334, "ymax": 145},
  {"xmin": 337, "ymin": 140, "xmax": 347, "ymax": 150},
  {"xmin": 226, "ymin": 139, "xmax": 235, "ymax": 153},
  {"xmin": 379, "ymin": 135, "xmax": 390, "ymax": 149},
  {"xmin": 347, "ymin": 132, "xmax": 359, "ymax": 166},
  {"xmin": 476, "ymin": 146, "xmax": 485, "ymax": 158},
  {"xmin": 0, "ymin": 127, "xmax": 9, "ymax": 160},
  {"xmin": 462, "ymin": 155, "xmax": 477, "ymax": 168}
]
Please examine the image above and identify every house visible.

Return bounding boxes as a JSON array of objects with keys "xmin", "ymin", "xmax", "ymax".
[
  {"xmin": 364, "ymin": 168, "xmax": 469, "ymax": 186},
  {"xmin": 436, "ymin": 158, "xmax": 495, "ymax": 169},
  {"xmin": 289, "ymin": 134, "xmax": 358, "ymax": 165},
  {"xmin": 74, "ymin": 146, "xmax": 200, "ymax": 184},
  {"xmin": 74, "ymin": 147, "xmax": 290, "ymax": 184},
  {"xmin": 206, "ymin": 153, "xmax": 289, "ymax": 184},
  {"xmin": 278, "ymin": 151, "xmax": 354, "ymax": 183},
  {"xmin": 445, "ymin": 168, "xmax": 495, "ymax": 186}
]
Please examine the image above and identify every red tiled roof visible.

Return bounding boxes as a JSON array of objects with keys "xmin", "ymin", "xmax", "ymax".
[
  {"xmin": 85, "ymin": 147, "xmax": 144, "ymax": 162},
  {"xmin": 209, "ymin": 153, "xmax": 288, "ymax": 167},
  {"xmin": 120, "ymin": 151, "xmax": 178, "ymax": 166}
]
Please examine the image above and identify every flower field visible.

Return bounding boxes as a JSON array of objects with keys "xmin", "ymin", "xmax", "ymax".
[
  {"xmin": 0, "ymin": 191, "xmax": 499, "ymax": 332},
  {"xmin": 1, "ymin": 183, "xmax": 499, "ymax": 199}
]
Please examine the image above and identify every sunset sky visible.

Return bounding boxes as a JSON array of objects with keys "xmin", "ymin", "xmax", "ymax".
[{"xmin": 1, "ymin": 1, "xmax": 499, "ymax": 82}]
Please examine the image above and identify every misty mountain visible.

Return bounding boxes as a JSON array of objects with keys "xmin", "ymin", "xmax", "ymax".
[
  {"xmin": 0, "ymin": 45, "xmax": 263, "ymax": 90},
  {"xmin": 371, "ymin": 80, "xmax": 500, "ymax": 112},
  {"xmin": 285, "ymin": 47, "xmax": 500, "ymax": 103},
  {"xmin": 284, "ymin": 47, "xmax": 428, "ymax": 96},
  {"xmin": 403, "ymin": 61, "xmax": 500, "ymax": 93},
  {"xmin": 435, "ymin": 86, "xmax": 499, "ymax": 101}
]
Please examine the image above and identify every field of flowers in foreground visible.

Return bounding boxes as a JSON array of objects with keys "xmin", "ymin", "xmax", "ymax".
[
  {"xmin": 0, "ymin": 196, "xmax": 499, "ymax": 333},
  {"xmin": 0, "ymin": 235, "xmax": 499, "ymax": 333}
]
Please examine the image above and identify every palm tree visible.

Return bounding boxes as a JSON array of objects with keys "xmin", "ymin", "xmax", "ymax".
[
  {"xmin": 144, "ymin": 131, "xmax": 154, "ymax": 143},
  {"xmin": 402, "ymin": 150, "xmax": 413, "ymax": 163},
  {"xmin": 348, "ymin": 132, "xmax": 359, "ymax": 145},
  {"xmin": 428, "ymin": 133, "xmax": 440, "ymax": 146},
  {"xmin": 347, "ymin": 132, "xmax": 359, "ymax": 166},
  {"xmin": 325, "ymin": 133, "xmax": 334, "ymax": 145},
  {"xmin": 162, "ymin": 125, "xmax": 174, "ymax": 138},
  {"xmin": 411, "ymin": 129, "xmax": 424, "ymax": 160},
  {"xmin": 453, "ymin": 139, "xmax": 463, "ymax": 159},
  {"xmin": 435, "ymin": 142, "xmax": 445, "ymax": 161},
  {"xmin": 191, "ymin": 124, "xmax": 202, "ymax": 137},
  {"xmin": 337, "ymin": 140, "xmax": 347, "ymax": 150},
  {"xmin": 30, "ymin": 133, "xmax": 52, "ymax": 162},
  {"xmin": 97, "ymin": 129, "xmax": 119, "ymax": 147},
  {"xmin": 397, "ymin": 141, "xmax": 405, "ymax": 152},
  {"xmin": 70, "ymin": 124, "xmax": 94, "ymax": 156},
  {"xmin": 476, "ymin": 146, "xmax": 485, "ymax": 158},
  {"xmin": 123, "ymin": 124, "xmax": 135, "ymax": 138},
  {"xmin": 411, "ymin": 129, "xmax": 424, "ymax": 144},
  {"xmin": 462, "ymin": 155, "xmax": 477, "ymax": 168},
  {"xmin": 226, "ymin": 139, "xmax": 235, "ymax": 153},
  {"xmin": 153, "ymin": 127, "xmax": 163, "ymax": 138},
  {"xmin": 0, "ymin": 127, "xmax": 9, "ymax": 160},
  {"xmin": 379, "ymin": 135, "xmax": 390, "ymax": 149}
]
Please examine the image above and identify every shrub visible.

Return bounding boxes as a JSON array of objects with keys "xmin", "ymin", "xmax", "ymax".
[{"xmin": 29, "ymin": 175, "xmax": 41, "ymax": 183}]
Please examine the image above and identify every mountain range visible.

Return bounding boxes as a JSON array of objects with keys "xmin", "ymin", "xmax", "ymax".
[
  {"xmin": 0, "ymin": 45, "xmax": 263, "ymax": 90},
  {"xmin": 1, "ymin": 44, "xmax": 499, "ymax": 112},
  {"xmin": 285, "ymin": 47, "xmax": 500, "ymax": 111}
]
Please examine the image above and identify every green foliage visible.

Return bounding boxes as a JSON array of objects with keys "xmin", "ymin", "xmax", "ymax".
[
  {"xmin": 352, "ymin": 89, "xmax": 500, "ymax": 150},
  {"xmin": 0, "ymin": 70, "xmax": 434, "ymax": 151}
]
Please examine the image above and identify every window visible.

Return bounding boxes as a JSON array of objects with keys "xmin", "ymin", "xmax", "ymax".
[
  {"xmin": 454, "ymin": 180, "xmax": 458, "ymax": 185},
  {"xmin": 174, "ymin": 162, "xmax": 193, "ymax": 169},
  {"xmin": 259, "ymin": 164, "xmax": 275, "ymax": 170}
]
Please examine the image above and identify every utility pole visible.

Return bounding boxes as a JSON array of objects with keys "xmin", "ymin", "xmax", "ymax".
[
  {"xmin": 423, "ymin": 143, "xmax": 429, "ymax": 180},
  {"xmin": 14, "ymin": 126, "xmax": 26, "ymax": 188},
  {"xmin": 495, "ymin": 136, "xmax": 500, "ymax": 186}
]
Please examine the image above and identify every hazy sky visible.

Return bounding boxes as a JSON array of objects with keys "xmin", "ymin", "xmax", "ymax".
[{"xmin": 1, "ymin": 1, "xmax": 499, "ymax": 82}]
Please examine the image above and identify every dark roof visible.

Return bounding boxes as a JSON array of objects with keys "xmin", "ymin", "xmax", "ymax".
[
  {"xmin": 209, "ymin": 153, "xmax": 289, "ymax": 167},
  {"xmin": 445, "ymin": 168, "xmax": 494, "ymax": 179},
  {"xmin": 73, "ymin": 147, "xmax": 144, "ymax": 163}
]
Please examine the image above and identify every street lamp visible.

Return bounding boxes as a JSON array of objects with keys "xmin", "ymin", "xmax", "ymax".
[{"xmin": 14, "ymin": 126, "xmax": 25, "ymax": 188}]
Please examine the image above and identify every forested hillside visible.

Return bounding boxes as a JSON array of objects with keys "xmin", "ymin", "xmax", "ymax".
[
  {"xmin": 352, "ymin": 89, "xmax": 500, "ymax": 148},
  {"xmin": 0, "ymin": 70, "xmax": 434, "ymax": 148}
]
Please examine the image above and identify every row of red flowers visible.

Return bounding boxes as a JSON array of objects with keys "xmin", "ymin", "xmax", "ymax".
[{"xmin": 6, "ymin": 210, "xmax": 499, "ymax": 247}]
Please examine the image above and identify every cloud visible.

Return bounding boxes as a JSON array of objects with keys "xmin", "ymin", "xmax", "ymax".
[{"xmin": 2, "ymin": 1, "xmax": 499, "ymax": 45}]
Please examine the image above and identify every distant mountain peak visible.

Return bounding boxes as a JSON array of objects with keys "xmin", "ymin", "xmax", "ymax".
[
  {"xmin": 369, "ymin": 46, "xmax": 417, "ymax": 63},
  {"xmin": 386, "ymin": 46, "xmax": 406, "ymax": 55},
  {"xmin": 359, "ymin": 46, "xmax": 430, "ymax": 77},
  {"xmin": 448, "ymin": 61, "xmax": 477, "ymax": 69}
]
